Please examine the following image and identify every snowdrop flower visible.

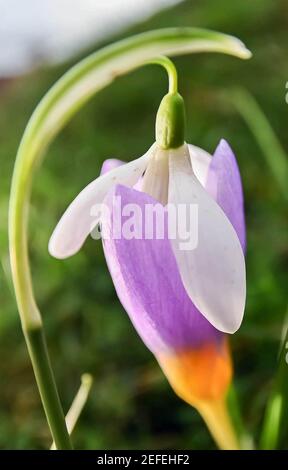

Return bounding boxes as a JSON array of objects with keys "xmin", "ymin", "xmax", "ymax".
[{"xmin": 49, "ymin": 92, "xmax": 246, "ymax": 335}]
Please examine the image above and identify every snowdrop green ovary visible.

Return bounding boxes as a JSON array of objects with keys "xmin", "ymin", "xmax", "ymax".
[{"xmin": 155, "ymin": 92, "xmax": 186, "ymax": 149}]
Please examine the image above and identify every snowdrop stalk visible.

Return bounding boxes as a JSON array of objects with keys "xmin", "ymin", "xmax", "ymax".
[{"xmin": 9, "ymin": 28, "xmax": 251, "ymax": 449}]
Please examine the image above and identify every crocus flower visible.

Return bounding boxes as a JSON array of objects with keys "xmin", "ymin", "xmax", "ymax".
[{"xmin": 49, "ymin": 91, "xmax": 246, "ymax": 448}]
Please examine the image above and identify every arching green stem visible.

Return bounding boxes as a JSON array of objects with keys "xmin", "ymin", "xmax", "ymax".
[
  {"xmin": 148, "ymin": 56, "xmax": 178, "ymax": 94},
  {"xmin": 9, "ymin": 27, "xmax": 251, "ymax": 449}
]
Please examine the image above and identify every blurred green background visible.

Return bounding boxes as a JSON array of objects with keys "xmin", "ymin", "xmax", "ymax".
[{"xmin": 0, "ymin": 0, "xmax": 288, "ymax": 449}]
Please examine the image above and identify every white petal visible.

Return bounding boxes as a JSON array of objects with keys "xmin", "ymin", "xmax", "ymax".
[
  {"xmin": 141, "ymin": 146, "xmax": 169, "ymax": 205},
  {"xmin": 188, "ymin": 144, "xmax": 211, "ymax": 187},
  {"xmin": 168, "ymin": 145, "xmax": 246, "ymax": 334},
  {"xmin": 49, "ymin": 144, "xmax": 155, "ymax": 259}
]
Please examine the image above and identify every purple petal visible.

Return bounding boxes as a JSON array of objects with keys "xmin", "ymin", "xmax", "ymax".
[
  {"xmin": 206, "ymin": 139, "xmax": 246, "ymax": 251},
  {"xmin": 101, "ymin": 184, "xmax": 221, "ymax": 356}
]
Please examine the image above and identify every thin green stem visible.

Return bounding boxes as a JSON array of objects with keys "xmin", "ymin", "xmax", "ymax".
[
  {"xmin": 260, "ymin": 321, "xmax": 288, "ymax": 449},
  {"xmin": 227, "ymin": 384, "xmax": 253, "ymax": 449},
  {"xmin": 9, "ymin": 28, "xmax": 251, "ymax": 449},
  {"xmin": 147, "ymin": 56, "xmax": 178, "ymax": 93},
  {"xmin": 25, "ymin": 327, "xmax": 73, "ymax": 449}
]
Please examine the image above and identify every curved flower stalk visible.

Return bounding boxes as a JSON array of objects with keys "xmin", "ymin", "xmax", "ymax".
[{"xmin": 9, "ymin": 27, "xmax": 251, "ymax": 449}]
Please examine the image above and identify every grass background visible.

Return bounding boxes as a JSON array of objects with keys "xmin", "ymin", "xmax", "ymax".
[{"xmin": 0, "ymin": 0, "xmax": 287, "ymax": 449}]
